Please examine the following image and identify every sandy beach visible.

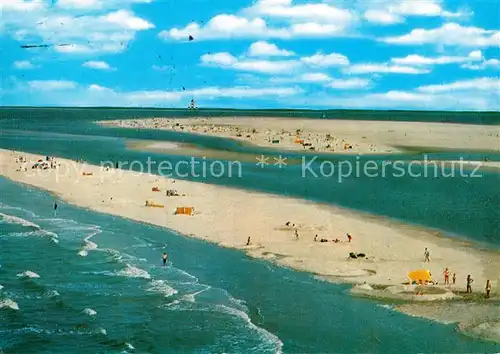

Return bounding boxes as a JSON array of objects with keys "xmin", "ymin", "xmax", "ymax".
[
  {"xmin": 1, "ymin": 148, "xmax": 498, "ymax": 287},
  {"xmin": 101, "ymin": 117, "xmax": 500, "ymax": 155},
  {"xmin": 1, "ymin": 148, "xmax": 499, "ymax": 338}
]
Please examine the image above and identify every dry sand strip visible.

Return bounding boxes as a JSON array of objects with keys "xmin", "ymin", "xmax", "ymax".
[
  {"xmin": 1, "ymin": 148, "xmax": 498, "ymax": 293},
  {"xmin": 100, "ymin": 117, "xmax": 500, "ymax": 155}
]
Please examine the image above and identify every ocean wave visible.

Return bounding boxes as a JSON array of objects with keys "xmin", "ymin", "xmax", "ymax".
[
  {"xmin": 7, "ymin": 229, "xmax": 59, "ymax": 239},
  {"xmin": 125, "ymin": 343, "xmax": 135, "ymax": 350},
  {"xmin": 45, "ymin": 290, "xmax": 60, "ymax": 298},
  {"xmin": 214, "ymin": 304, "xmax": 283, "ymax": 353},
  {"xmin": 17, "ymin": 270, "xmax": 41, "ymax": 279},
  {"xmin": 0, "ymin": 212, "xmax": 40, "ymax": 229},
  {"xmin": 78, "ymin": 227, "xmax": 101, "ymax": 256},
  {"xmin": 104, "ymin": 248, "xmax": 147, "ymax": 264},
  {"xmin": 83, "ymin": 308, "xmax": 97, "ymax": 316},
  {"xmin": 0, "ymin": 204, "xmax": 37, "ymax": 218},
  {"xmin": 117, "ymin": 264, "xmax": 151, "ymax": 280},
  {"xmin": 148, "ymin": 280, "xmax": 178, "ymax": 298},
  {"xmin": 0, "ymin": 298, "xmax": 19, "ymax": 310},
  {"xmin": 0, "ymin": 284, "xmax": 3, "ymax": 291}
]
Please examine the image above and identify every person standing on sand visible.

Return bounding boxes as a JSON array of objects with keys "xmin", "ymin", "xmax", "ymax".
[
  {"xmin": 452, "ymin": 273, "xmax": 456, "ymax": 285},
  {"xmin": 467, "ymin": 275, "xmax": 474, "ymax": 294},
  {"xmin": 485, "ymin": 280, "xmax": 492, "ymax": 299},
  {"xmin": 443, "ymin": 268, "xmax": 450, "ymax": 285},
  {"xmin": 246, "ymin": 237, "xmax": 251, "ymax": 246},
  {"xmin": 424, "ymin": 248, "xmax": 430, "ymax": 262},
  {"xmin": 162, "ymin": 252, "xmax": 168, "ymax": 267},
  {"xmin": 346, "ymin": 233, "xmax": 352, "ymax": 243},
  {"xmin": 294, "ymin": 229, "xmax": 299, "ymax": 240}
]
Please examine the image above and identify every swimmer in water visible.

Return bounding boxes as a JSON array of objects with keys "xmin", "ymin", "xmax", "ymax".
[
  {"xmin": 54, "ymin": 201, "xmax": 58, "ymax": 216},
  {"xmin": 162, "ymin": 252, "xmax": 167, "ymax": 266}
]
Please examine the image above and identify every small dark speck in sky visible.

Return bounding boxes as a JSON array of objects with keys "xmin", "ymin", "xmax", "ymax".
[{"xmin": 188, "ymin": 35, "xmax": 194, "ymax": 41}]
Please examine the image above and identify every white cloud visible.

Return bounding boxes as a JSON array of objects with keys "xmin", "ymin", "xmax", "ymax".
[
  {"xmin": 159, "ymin": 0, "xmax": 355, "ymax": 41},
  {"xmin": 327, "ymin": 78, "xmax": 371, "ymax": 89},
  {"xmin": 13, "ymin": 60, "xmax": 36, "ymax": 70},
  {"xmin": 270, "ymin": 73, "xmax": 371, "ymax": 89},
  {"xmin": 382, "ymin": 23, "xmax": 500, "ymax": 47},
  {"xmin": 364, "ymin": 10, "xmax": 402, "ymax": 25},
  {"xmin": 88, "ymin": 84, "xmax": 113, "ymax": 92},
  {"xmin": 201, "ymin": 52, "xmax": 301, "ymax": 74},
  {"xmin": 28, "ymin": 80, "xmax": 78, "ymax": 91},
  {"xmin": 19, "ymin": 79, "xmax": 301, "ymax": 106},
  {"xmin": 346, "ymin": 63, "xmax": 430, "ymax": 74},
  {"xmin": 391, "ymin": 51, "xmax": 483, "ymax": 66},
  {"xmin": 270, "ymin": 72, "xmax": 332, "ymax": 83},
  {"xmin": 363, "ymin": 0, "xmax": 468, "ymax": 25},
  {"xmin": 1, "ymin": 0, "xmax": 45, "ymax": 12},
  {"xmin": 245, "ymin": 0, "xmax": 353, "ymax": 23},
  {"xmin": 82, "ymin": 60, "xmax": 115, "ymax": 70},
  {"xmin": 416, "ymin": 77, "xmax": 500, "ymax": 93},
  {"xmin": 247, "ymin": 41, "xmax": 295, "ymax": 57},
  {"xmin": 2, "ymin": 3, "xmax": 155, "ymax": 55},
  {"xmin": 301, "ymin": 52, "xmax": 349, "ymax": 67},
  {"xmin": 461, "ymin": 58, "xmax": 500, "ymax": 71},
  {"xmin": 159, "ymin": 15, "xmax": 289, "ymax": 41},
  {"xmin": 56, "ymin": 0, "xmax": 153, "ymax": 10}
]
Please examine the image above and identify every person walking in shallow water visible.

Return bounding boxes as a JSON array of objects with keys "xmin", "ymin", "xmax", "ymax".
[
  {"xmin": 162, "ymin": 252, "xmax": 168, "ymax": 267},
  {"xmin": 424, "ymin": 248, "xmax": 430, "ymax": 262},
  {"xmin": 54, "ymin": 201, "xmax": 58, "ymax": 216}
]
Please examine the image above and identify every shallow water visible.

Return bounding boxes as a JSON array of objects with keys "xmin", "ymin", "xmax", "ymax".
[{"xmin": 2, "ymin": 178, "xmax": 500, "ymax": 353}]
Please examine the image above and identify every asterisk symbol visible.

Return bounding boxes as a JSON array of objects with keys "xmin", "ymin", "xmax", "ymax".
[
  {"xmin": 274, "ymin": 155, "xmax": 287, "ymax": 168},
  {"xmin": 256, "ymin": 155, "xmax": 269, "ymax": 168}
]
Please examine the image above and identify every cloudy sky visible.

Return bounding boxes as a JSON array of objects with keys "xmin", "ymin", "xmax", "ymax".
[{"xmin": 1, "ymin": 0, "xmax": 499, "ymax": 110}]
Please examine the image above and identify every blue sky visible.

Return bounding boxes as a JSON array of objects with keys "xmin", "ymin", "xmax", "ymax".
[{"xmin": 1, "ymin": 0, "xmax": 499, "ymax": 110}]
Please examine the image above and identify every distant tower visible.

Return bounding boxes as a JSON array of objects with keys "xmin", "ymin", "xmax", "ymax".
[{"xmin": 188, "ymin": 98, "xmax": 197, "ymax": 110}]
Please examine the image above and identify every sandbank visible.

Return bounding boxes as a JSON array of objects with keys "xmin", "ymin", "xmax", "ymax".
[
  {"xmin": 100, "ymin": 117, "xmax": 500, "ymax": 155},
  {"xmin": 1, "ymin": 148, "xmax": 499, "ymax": 333}
]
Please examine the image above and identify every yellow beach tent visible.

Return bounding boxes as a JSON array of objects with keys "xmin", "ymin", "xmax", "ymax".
[{"xmin": 408, "ymin": 269, "xmax": 432, "ymax": 283}]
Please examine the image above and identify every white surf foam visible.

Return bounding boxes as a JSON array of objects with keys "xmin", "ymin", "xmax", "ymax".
[
  {"xmin": 78, "ymin": 227, "xmax": 101, "ymax": 256},
  {"xmin": 83, "ymin": 308, "xmax": 97, "ymax": 316},
  {"xmin": 0, "ymin": 285, "xmax": 3, "ymax": 291},
  {"xmin": 117, "ymin": 265, "xmax": 151, "ymax": 280},
  {"xmin": 148, "ymin": 280, "xmax": 178, "ymax": 297},
  {"xmin": 0, "ymin": 212, "xmax": 40, "ymax": 229},
  {"xmin": 0, "ymin": 299, "xmax": 19, "ymax": 310},
  {"xmin": 17, "ymin": 270, "xmax": 41, "ymax": 279},
  {"xmin": 125, "ymin": 342, "xmax": 135, "ymax": 350},
  {"xmin": 215, "ymin": 304, "xmax": 283, "ymax": 353},
  {"xmin": 0, "ymin": 204, "xmax": 37, "ymax": 218}
]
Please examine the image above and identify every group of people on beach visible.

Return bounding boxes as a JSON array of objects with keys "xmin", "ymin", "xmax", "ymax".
[
  {"xmin": 285, "ymin": 222, "xmax": 353, "ymax": 244},
  {"xmin": 425, "ymin": 249, "xmax": 493, "ymax": 298}
]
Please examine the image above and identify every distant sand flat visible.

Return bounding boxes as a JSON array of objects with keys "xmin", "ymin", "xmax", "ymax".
[{"xmin": 101, "ymin": 117, "xmax": 500, "ymax": 155}]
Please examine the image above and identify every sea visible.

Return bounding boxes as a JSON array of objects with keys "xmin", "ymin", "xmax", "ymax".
[{"xmin": 0, "ymin": 107, "xmax": 499, "ymax": 353}]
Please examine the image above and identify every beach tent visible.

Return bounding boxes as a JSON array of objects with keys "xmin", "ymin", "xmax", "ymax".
[
  {"xmin": 408, "ymin": 269, "xmax": 432, "ymax": 283},
  {"xmin": 175, "ymin": 207, "xmax": 194, "ymax": 215}
]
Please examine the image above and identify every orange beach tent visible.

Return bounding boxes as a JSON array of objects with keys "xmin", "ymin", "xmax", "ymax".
[
  {"xmin": 175, "ymin": 207, "xmax": 195, "ymax": 215},
  {"xmin": 408, "ymin": 269, "xmax": 432, "ymax": 284}
]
